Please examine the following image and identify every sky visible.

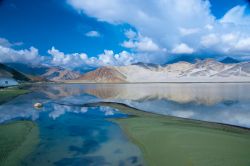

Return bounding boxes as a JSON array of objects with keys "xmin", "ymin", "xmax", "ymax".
[{"xmin": 0, "ymin": 0, "xmax": 250, "ymax": 69}]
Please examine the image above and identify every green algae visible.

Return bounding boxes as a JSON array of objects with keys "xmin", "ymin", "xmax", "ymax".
[
  {"xmin": 94, "ymin": 103, "xmax": 250, "ymax": 166},
  {"xmin": 0, "ymin": 121, "xmax": 39, "ymax": 166}
]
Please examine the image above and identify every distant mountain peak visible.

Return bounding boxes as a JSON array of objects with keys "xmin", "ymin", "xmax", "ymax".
[
  {"xmin": 77, "ymin": 66, "xmax": 127, "ymax": 83},
  {"xmin": 165, "ymin": 55, "xmax": 203, "ymax": 64},
  {"xmin": 219, "ymin": 57, "xmax": 240, "ymax": 64},
  {"xmin": 132, "ymin": 62, "xmax": 159, "ymax": 69}
]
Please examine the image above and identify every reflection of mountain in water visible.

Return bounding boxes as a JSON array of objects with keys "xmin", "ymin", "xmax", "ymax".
[
  {"xmin": 84, "ymin": 84, "xmax": 250, "ymax": 128},
  {"xmin": 84, "ymin": 84, "xmax": 250, "ymax": 105},
  {"xmin": 28, "ymin": 84, "xmax": 88, "ymax": 99},
  {"xmin": 1, "ymin": 84, "xmax": 250, "ymax": 128}
]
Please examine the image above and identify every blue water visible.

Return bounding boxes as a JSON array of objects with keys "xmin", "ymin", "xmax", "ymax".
[
  {"xmin": 0, "ymin": 84, "xmax": 144, "ymax": 166},
  {"xmin": 1, "ymin": 83, "xmax": 250, "ymax": 165},
  {"xmin": 23, "ymin": 105, "xmax": 143, "ymax": 166}
]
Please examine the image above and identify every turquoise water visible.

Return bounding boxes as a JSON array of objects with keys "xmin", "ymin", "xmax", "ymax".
[{"xmin": 1, "ymin": 83, "xmax": 250, "ymax": 165}]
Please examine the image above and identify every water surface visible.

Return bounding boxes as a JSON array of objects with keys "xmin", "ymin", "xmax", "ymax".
[{"xmin": 0, "ymin": 83, "xmax": 250, "ymax": 165}]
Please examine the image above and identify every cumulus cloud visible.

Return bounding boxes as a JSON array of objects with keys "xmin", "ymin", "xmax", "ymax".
[
  {"xmin": 0, "ymin": 37, "xmax": 43, "ymax": 64},
  {"xmin": 201, "ymin": 33, "xmax": 220, "ymax": 47},
  {"xmin": 122, "ymin": 30, "xmax": 161, "ymax": 52},
  {"xmin": 97, "ymin": 50, "xmax": 135, "ymax": 66},
  {"xmin": 2, "ymin": 1, "xmax": 250, "ymax": 68},
  {"xmin": 0, "ymin": 37, "xmax": 136, "ymax": 68},
  {"xmin": 67, "ymin": 0, "xmax": 250, "ymax": 57},
  {"xmin": 172, "ymin": 43, "xmax": 195, "ymax": 54},
  {"xmin": 220, "ymin": 5, "xmax": 250, "ymax": 25},
  {"xmin": 48, "ymin": 46, "xmax": 89, "ymax": 67},
  {"xmin": 234, "ymin": 37, "xmax": 250, "ymax": 53},
  {"xmin": 85, "ymin": 30, "xmax": 101, "ymax": 37},
  {"xmin": 67, "ymin": 0, "xmax": 213, "ymax": 53},
  {"xmin": 47, "ymin": 47, "xmax": 135, "ymax": 68}
]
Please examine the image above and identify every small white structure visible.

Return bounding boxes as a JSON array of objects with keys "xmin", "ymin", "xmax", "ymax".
[{"xmin": 0, "ymin": 77, "xmax": 18, "ymax": 88}]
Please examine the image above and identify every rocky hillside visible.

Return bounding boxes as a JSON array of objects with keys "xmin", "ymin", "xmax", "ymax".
[
  {"xmin": 42, "ymin": 67, "xmax": 80, "ymax": 82},
  {"xmin": 5, "ymin": 63, "xmax": 80, "ymax": 82},
  {"xmin": 75, "ymin": 59, "xmax": 250, "ymax": 83},
  {"xmin": 77, "ymin": 67, "xmax": 127, "ymax": 83},
  {"xmin": 0, "ymin": 63, "xmax": 30, "ymax": 81}
]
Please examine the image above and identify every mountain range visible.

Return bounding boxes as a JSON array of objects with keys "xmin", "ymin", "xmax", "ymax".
[
  {"xmin": 72, "ymin": 59, "xmax": 250, "ymax": 83},
  {"xmin": 0, "ymin": 63, "xmax": 80, "ymax": 82},
  {"xmin": 1, "ymin": 57, "xmax": 250, "ymax": 83}
]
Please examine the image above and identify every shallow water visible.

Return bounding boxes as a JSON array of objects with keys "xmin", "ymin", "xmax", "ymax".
[{"xmin": 0, "ymin": 83, "xmax": 250, "ymax": 165}]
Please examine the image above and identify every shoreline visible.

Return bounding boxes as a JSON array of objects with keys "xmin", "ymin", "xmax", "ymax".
[
  {"xmin": 96, "ymin": 102, "xmax": 250, "ymax": 166},
  {"xmin": 0, "ymin": 87, "xmax": 30, "ymax": 105},
  {"xmin": 0, "ymin": 121, "xmax": 39, "ymax": 166},
  {"xmin": 61, "ymin": 81, "xmax": 250, "ymax": 85},
  {"xmin": 80, "ymin": 102, "xmax": 250, "ymax": 130}
]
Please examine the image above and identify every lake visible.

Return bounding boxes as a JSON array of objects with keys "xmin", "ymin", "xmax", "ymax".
[{"xmin": 1, "ymin": 83, "xmax": 250, "ymax": 166}]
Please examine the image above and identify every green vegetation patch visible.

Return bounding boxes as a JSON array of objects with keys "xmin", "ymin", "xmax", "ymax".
[
  {"xmin": 0, "ymin": 121, "xmax": 39, "ymax": 166},
  {"xmin": 98, "ymin": 103, "xmax": 250, "ymax": 166},
  {"xmin": 0, "ymin": 88, "xmax": 29, "ymax": 105}
]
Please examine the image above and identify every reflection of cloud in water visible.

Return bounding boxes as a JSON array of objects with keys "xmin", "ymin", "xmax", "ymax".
[
  {"xmin": 0, "ymin": 84, "xmax": 100, "ymax": 123},
  {"xmin": 0, "ymin": 103, "xmax": 39, "ymax": 123},
  {"xmin": 171, "ymin": 110, "xmax": 195, "ymax": 118},
  {"xmin": 48, "ymin": 105, "xmax": 88, "ymax": 120},
  {"xmin": 0, "ymin": 92, "xmax": 46, "ymax": 123},
  {"xmin": 0, "ymin": 84, "xmax": 143, "ymax": 165},
  {"xmin": 100, "ymin": 106, "xmax": 118, "ymax": 116},
  {"xmin": 83, "ymin": 84, "xmax": 250, "ymax": 128},
  {"xmin": 1, "ymin": 83, "xmax": 250, "ymax": 128},
  {"xmin": 48, "ymin": 104, "xmax": 119, "ymax": 120},
  {"xmin": 23, "ymin": 104, "xmax": 143, "ymax": 166},
  {"xmin": 121, "ymin": 99, "xmax": 250, "ymax": 128}
]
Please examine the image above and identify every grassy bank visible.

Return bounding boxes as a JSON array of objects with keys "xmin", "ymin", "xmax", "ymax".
[
  {"xmin": 94, "ymin": 103, "xmax": 250, "ymax": 166},
  {"xmin": 0, "ymin": 121, "xmax": 39, "ymax": 166},
  {"xmin": 0, "ymin": 87, "xmax": 29, "ymax": 105}
]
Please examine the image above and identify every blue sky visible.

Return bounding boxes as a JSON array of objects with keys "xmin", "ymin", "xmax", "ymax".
[
  {"xmin": 0, "ymin": 0, "xmax": 250, "ymax": 68},
  {"xmin": 0, "ymin": 0, "xmax": 129, "ymax": 55}
]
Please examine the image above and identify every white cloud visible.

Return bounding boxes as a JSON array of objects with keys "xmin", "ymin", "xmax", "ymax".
[
  {"xmin": 47, "ymin": 47, "xmax": 135, "ymax": 68},
  {"xmin": 48, "ymin": 46, "xmax": 89, "ymax": 67},
  {"xmin": 201, "ymin": 33, "xmax": 220, "ymax": 47},
  {"xmin": 220, "ymin": 6, "xmax": 250, "ymax": 25},
  {"xmin": 0, "ymin": 38, "xmax": 13, "ymax": 47},
  {"xmin": 124, "ymin": 29, "xmax": 137, "ymax": 39},
  {"xmin": 98, "ymin": 50, "xmax": 134, "ymax": 66},
  {"xmin": 0, "ymin": 37, "xmax": 23, "ymax": 48},
  {"xmin": 67, "ymin": 0, "xmax": 250, "ymax": 57},
  {"xmin": 85, "ymin": 30, "xmax": 101, "ymax": 37},
  {"xmin": 0, "ymin": 38, "xmax": 43, "ymax": 64},
  {"xmin": 234, "ymin": 37, "xmax": 250, "ymax": 52},
  {"xmin": 2, "ymin": 1, "xmax": 250, "ymax": 68},
  {"xmin": 172, "ymin": 43, "xmax": 194, "ymax": 54},
  {"xmin": 121, "ymin": 30, "xmax": 168, "ymax": 63},
  {"xmin": 205, "ymin": 24, "xmax": 214, "ymax": 30},
  {"xmin": 67, "ymin": 0, "xmax": 213, "ymax": 53},
  {"xmin": 179, "ymin": 27, "xmax": 200, "ymax": 36},
  {"xmin": 0, "ymin": 37, "xmax": 150, "ymax": 68},
  {"xmin": 122, "ymin": 31, "xmax": 161, "ymax": 52},
  {"xmin": 221, "ymin": 33, "xmax": 237, "ymax": 44}
]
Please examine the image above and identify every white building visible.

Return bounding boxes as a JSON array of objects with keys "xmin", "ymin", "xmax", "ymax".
[{"xmin": 0, "ymin": 77, "xmax": 18, "ymax": 88}]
